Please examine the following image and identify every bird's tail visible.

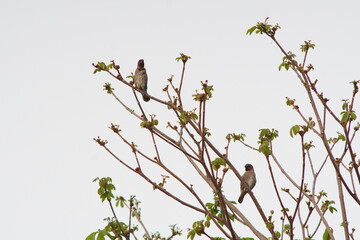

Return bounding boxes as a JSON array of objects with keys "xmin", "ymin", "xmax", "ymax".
[
  {"xmin": 238, "ymin": 192, "xmax": 246, "ymax": 204},
  {"xmin": 142, "ymin": 93, "xmax": 150, "ymax": 102}
]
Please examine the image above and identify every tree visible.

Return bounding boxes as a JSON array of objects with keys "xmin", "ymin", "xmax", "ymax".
[{"xmin": 87, "ymin": 19, "xmax": 359, "ymax": 240}]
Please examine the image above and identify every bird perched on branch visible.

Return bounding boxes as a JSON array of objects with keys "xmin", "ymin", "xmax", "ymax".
[
  {"xmin": 134, "ymin": 59, "xmax": 150, "ymax": 102},
  {"xmin": 238, "ymin": 164, "xmax": 256, "ymax": 203}
]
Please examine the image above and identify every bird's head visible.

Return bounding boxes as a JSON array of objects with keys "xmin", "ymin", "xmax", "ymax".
[
  {"xmin": 137, "ymin": 59, "xmax": 145, "ymax": 68},
  {"xmin": 245, "ymin": 164, "xmax": 254, "ymax": 171}
]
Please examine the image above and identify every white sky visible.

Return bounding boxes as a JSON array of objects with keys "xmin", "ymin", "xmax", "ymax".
[{"xmin": 1, "ymin": 0, "xmax": 359, "ymax": 239}]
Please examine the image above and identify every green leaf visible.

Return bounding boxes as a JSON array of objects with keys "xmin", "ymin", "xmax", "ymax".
[
  {"xmin": 322, "ymin": 228, "xmax": 331, "ymax": 240},
  {"xmin": 179, "ymin": 112, "xmax": 188, "ymax": 124},
  {"xmin": 341, "ymin": 112, "xmax": 349, "ymax": 123},
  {"xmin": 285, "ymin": 97, "xmax": 295, "ymax": 106},
  {"xmin": 152, "ymin": 119, "xmax": 159, "ymax": 126},
  {"xmin": 284, "ymin": 224, "xmax": 291, "ymax": 230},
  {"xmin": 350, "ymin": 111, "xmax": 357, "ymax": 120},
  {"xmin": 308, "ymin": 120, "xmax": 316, "ymax": 128},
  {"xmin": 211, "ymin": 158, "xmax": 226, "ymax": 171},
  {"xmin": 98, "ymin": 62, "xmax": 106, "ymax": 70},
  {"xmin": 101, "ymin": 229, "xmax": 109, "ymax": 237},
  {"xmin": 340, "ymin": 110, "xmax": 357, "ymax": 123},
  {"xmin": 140, "ymin": 121, "xmax": 148, "ymax": 127},
  {"xmin": 205, "ymin": 202, "xmax": 213, "ymax": 208},
  {"xmin": 204, "ymin": 219, "xmax": 210, "ymax": 227},
  {"xmin": 116, "ymin": 196, "xmax": 125, "ymax": 208},
  {"xmin": 278, "ymin": 63, "xmax": 284, "ymax": 71},
  {"xmin": 329, "ymin": 206, "xmax": 337, "ymax": 213},
  {"xmin": 190, "ymin": 113, "xmax": 199, "ymax": 121},
  {"xmin": 85, "ymin": 232, "xmax": 97, "ymax": 240},
  {"xmin": 259, "ymin": 128, "xmax": 278, "ymax": 140},
  {"xmin": 175, "ymin": 53, "xmax": 191, "ymax": 63},
  {"xmin": 246, "ymin": 26, "xmax": 257, "ymax": 35},
  {"xmin": 259, "ymin": 143, "xmax": 271, "ymax": 156},
  {"xmin": 187, "ymin": 230, "xmax": 195, "ymax": 240},
  {"xmin": 106, "ymin": 63, "xmax": 113, "ymax": 70},
  {"xmin": 290, "ymin": 125, "xmax": 300, "ymax": 137},
  {"xmin": 300, "ymin": 41, "xmax": 315, "ymax": 52},
  {"xmin": 342, "ymin": 102, "xmax": 348, "ymax": 110},
  {"xmin": 227, "ymin": 133, "xmax": 246, "ymax": 142},
  {"xmin": 202, "ymin": 83, "xmax": 214, "ymax": 98},
  {"xmin": 266, "ymin": 221, "xmax": 274, "ymax": 230},
  {"xmin": 96, "ymin": 231, "xmax": 105, "ymax": 240},
  {"xmin": 103, "ymin": 83, "xmax": 114, "ymax": 94},
  {"xmin": 337, "ymin": 133, "xmax": 345, "ymax": 141}
]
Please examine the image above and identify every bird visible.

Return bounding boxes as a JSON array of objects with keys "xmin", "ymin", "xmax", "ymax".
[
  {"xmin": 134, "ymin": 59, "xmax": 150, "ymax": 102},
  {"xmin": 238, "ymin": 163, "xmax": 256, "ymax": 203}
]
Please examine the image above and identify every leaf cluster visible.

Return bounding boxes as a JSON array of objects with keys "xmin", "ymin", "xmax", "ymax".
[{"xmin": 258, "ymin": 128, "xmax": 278, "ymax": 156}]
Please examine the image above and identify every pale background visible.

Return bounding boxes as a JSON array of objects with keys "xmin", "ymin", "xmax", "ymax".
[{"xmin": 1, "ymin": 0, "xmax": 359, "ymax": 239}]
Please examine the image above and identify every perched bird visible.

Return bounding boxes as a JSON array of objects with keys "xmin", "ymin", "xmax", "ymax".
[
  {"xmin": 134, "ymin": 59, "xmax": 150, "ymax": 102},
  {"xmin": 238, "ymin": 164, "xmax": 256, "ymax": 203}
]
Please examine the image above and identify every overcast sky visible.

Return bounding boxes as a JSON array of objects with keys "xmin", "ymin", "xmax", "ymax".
[{"xmin": 1, "ymin": 0, "xmax": 359, "ymax": 239}]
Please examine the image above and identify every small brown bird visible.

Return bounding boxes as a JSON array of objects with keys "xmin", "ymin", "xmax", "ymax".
[
  {"xmin": 134, "ymin": 59, "xmax": 150, "ymax": 102},
  {"xmin": 238, "ymin": 164, "xmax": 256, "ymax": 203}
]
